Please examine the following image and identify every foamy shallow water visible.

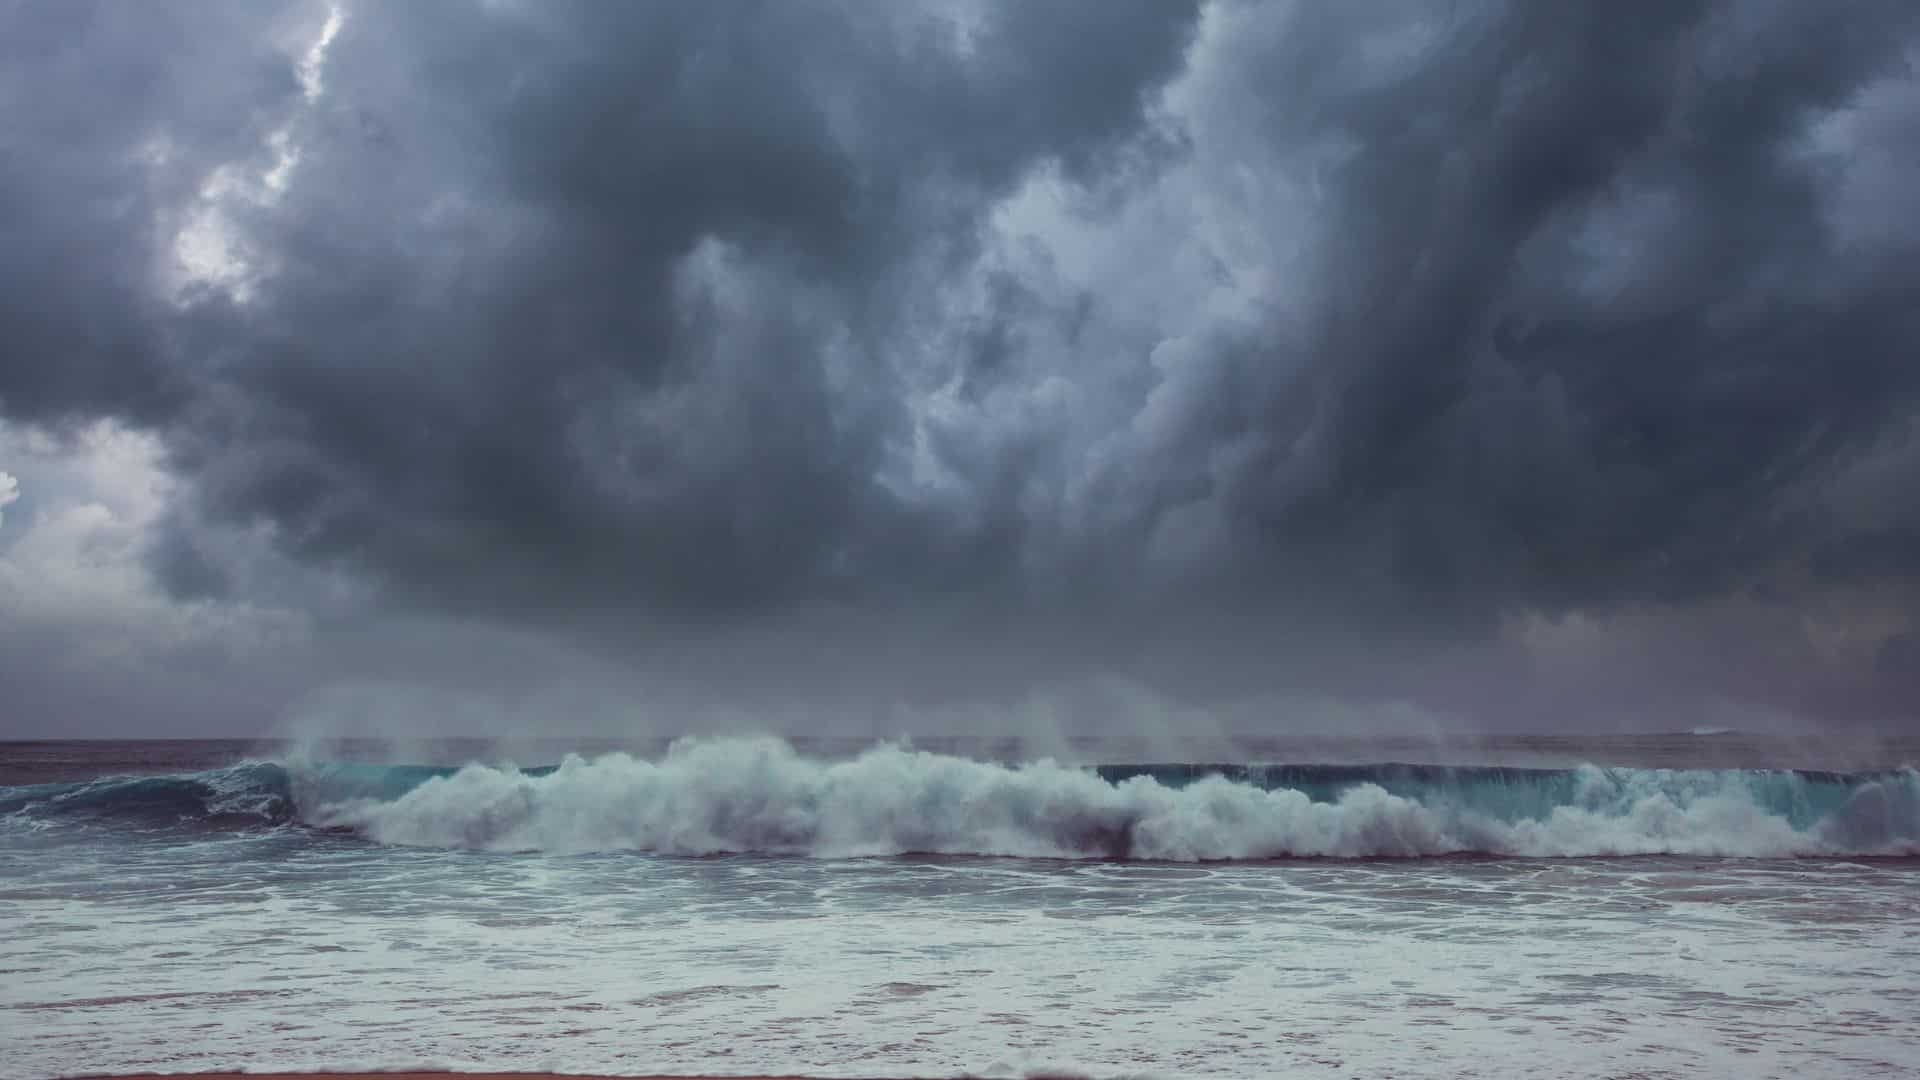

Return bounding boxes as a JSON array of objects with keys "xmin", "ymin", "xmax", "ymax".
[{"xmin": 4, "ymin": 738, "xmax": 1920, "ymax": 1079}]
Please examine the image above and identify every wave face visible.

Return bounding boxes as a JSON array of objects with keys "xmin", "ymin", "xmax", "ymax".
[
  {"xmin": 5, "ymin": 738, "xmax": 1917, "ymax": 858},
  {"xmin": 0, "ymin": 763, "xmax": 299, "ymax": 831},
  {"xmin": 0, "ymin": 761, "xmax": 554, "ymax": 834}
]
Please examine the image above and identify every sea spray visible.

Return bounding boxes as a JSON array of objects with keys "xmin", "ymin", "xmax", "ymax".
[{"xmin": 310, "ymin": 736, "xmax": 1920, "ymax": 858}]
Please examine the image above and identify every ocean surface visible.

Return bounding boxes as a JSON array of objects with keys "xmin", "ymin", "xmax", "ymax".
[{"xmin": 4, "ymin": 733, "xmax": 1919, "ymax": 1079}]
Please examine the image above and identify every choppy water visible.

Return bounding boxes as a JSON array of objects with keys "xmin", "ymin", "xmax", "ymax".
[{"xmin": 4, "ymin": 735, "xmax": 1919, "ymax": 1078}]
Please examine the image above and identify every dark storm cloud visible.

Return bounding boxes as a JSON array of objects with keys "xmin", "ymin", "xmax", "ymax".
[
  {"xmin": 132, "ymin": 0, "xmax": 1201, "ymax": 616},
  {"xmin": 1127, "ymin": 1, "xmax": 1920, "ymax": 624},
  {"xmin": 4, "ymin": 0, "xmax": 1920, "ymax": 726},
  {"xmin": 0, "ymin": 0, "xmax": 295, "ymax": 423}
]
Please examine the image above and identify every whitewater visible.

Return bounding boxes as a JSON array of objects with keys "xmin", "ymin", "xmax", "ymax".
[{"xmin": 4, "ymin": 735, "xmax": 1919, "ymax": 1078}]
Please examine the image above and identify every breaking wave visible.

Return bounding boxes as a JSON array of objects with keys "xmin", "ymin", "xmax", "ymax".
[{"xmin": 5, "ymin": 737, "xmax": 1917, "ymax": 858}]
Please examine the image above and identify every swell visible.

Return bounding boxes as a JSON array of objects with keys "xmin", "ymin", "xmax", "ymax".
[
  {"xmin": 5, "ymin": 738, "xmax": 1916, "ymax": 859},
  {"xmin": 0, "ymin": 762, "xmax": 298, "ymax": 831},
  {"xmin": 0, "ymin": 760, "xmax": 556, "ymax": 833}
]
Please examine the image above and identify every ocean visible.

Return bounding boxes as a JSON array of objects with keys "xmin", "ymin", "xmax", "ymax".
[{"xmin": 3, "ymin": 734, "xmax": 1918, "ymax": 1079}]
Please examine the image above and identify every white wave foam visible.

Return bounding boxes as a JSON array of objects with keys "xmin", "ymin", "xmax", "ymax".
[{"xmin": 310, "ymin": 737, "xmax": 1920, "ymax": 859}]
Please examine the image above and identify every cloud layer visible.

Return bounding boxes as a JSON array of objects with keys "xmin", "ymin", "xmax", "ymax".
[{"xmin": 3, "ymin": 1, "xmax": 1918, "ymax": 733}]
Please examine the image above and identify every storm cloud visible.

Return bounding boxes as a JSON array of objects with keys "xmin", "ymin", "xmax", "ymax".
[{"xmin": 2, "ymin": 0, "xmax": 1918, "ymax": 734}]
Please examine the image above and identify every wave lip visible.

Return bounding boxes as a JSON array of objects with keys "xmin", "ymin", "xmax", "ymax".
[{"xmin": 6, "ymin": 738, "xmax": 1916, "ymax": 859}]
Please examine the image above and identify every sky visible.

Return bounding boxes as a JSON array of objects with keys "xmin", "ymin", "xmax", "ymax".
[{"xmin": 2, "ymin": 0, "xmax": 1918, "ymax": 739}]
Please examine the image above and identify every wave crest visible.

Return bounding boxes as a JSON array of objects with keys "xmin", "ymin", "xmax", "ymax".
[{"xmin": 313, "ymin": 737, "xmax": 1920, "ymax": 859}]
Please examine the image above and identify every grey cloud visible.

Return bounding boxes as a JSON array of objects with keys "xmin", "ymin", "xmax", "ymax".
[
  {"xmin": 144, "ymin": 0, "xmax": 1203, "ymax": 619},
  {"xmin": 1135, "ymin": 2, "xmax": 1920, "ymax": 624},
  {"xmin": 0, "ymin": 0, "xmax": 298, "ymax": 423},
  {"xmin": 2, "ymin": 0, "xmax": 1919, "ymax": 730}
]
